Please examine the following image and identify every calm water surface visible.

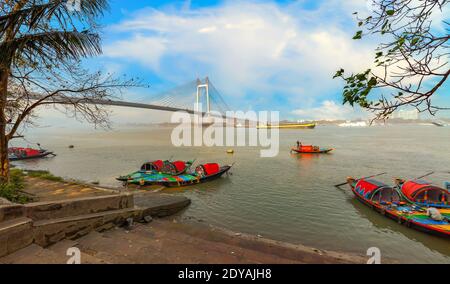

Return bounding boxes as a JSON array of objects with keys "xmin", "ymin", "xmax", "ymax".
[{"xmin": 14, "ymin": 125, "xmax": 450, "ymax": 263}]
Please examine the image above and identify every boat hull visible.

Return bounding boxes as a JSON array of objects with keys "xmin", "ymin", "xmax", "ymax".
[
  {"xmin": 350, "ymin": 183, "xmax": 450, "ymax": 238},
  {"xmin": 159, "ymin": 166, "xmax": 232, "ymax": 187},
  {"xmin": 9, "ymin": 151, "xmax": 54, "ymax": 161},
  {"xmin": 291, "ymin": 147, "xmax": 333, "ymax": 154}
]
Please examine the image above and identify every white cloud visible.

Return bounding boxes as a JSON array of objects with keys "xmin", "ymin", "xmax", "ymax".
[
  {"xmin": 103, "ymin": 0, "xmax": 376, "ymax": 115},
  {"xmin": 292, "ymin": 100, "xmax": 367, "ymax": 121}
]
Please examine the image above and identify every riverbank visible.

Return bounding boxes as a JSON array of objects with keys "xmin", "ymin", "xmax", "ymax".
[
  {"xmin": 0, "ymin": 171, "xmax": 369, "ymax": 263},
  {"xmin": 1, "ymin": 217, "xmax": 368, "ymax": 264}
]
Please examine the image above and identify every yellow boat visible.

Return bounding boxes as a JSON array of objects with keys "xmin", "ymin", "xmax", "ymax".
[{"xmin": 257, "ymin": 123, "xmax": 316, "ymax": 129}]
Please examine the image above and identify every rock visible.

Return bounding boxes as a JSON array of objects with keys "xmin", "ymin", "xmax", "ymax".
[
  {"xmin": 0, "ymin": 198, "xmax": 12, "ymax": 206},
  {"xmin": 143, "ymin": 215, "xmax": 153, "ymax": 223}
]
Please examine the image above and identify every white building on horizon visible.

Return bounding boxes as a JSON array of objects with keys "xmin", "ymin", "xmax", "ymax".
[{"xmin": 391, "ymin": 109, "xmax": 420, "ymax": 120}]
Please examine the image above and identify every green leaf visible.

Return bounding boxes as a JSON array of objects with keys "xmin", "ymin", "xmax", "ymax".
[
  {"xmin": 333, "ymin": 68, "xmax": 345, "ymax": 79},
  {"xmin": 353, "ymin": 31, "xmax": 363, "ymax": 40},
  {"xmin": 386, "ymin": 10, "xmax": 395, "ymax": 16}
]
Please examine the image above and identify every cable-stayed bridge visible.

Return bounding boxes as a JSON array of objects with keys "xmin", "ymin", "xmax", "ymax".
[{"xmin": 90, "ymin": 77, "xmax": 233, "ymax": 119}]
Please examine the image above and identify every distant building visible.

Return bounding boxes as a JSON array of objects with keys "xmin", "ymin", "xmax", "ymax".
[{"xmin": 391, "ymin": 109, "xmax": 420, "ymax": 120}]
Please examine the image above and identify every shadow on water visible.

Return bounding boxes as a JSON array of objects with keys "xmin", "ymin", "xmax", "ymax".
[{"xmin": 349, "ymin": 198, "xmax": 450, "ymax": 258}]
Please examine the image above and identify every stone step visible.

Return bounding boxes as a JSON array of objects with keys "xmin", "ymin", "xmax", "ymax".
[
  {"xmin": 0, "ymin": 217, "xmax": 34, "ymax": 257},
  {"xmin": 33, "ymin": 207, "xmax": 142, "ymax": 247},
  {"xmin": 0, "ymin": 244, "xmax": 67, "ymax": 264},
  {"xmin": 46, "ymin": 239, "xmax": 108, "ymax": 264},
  {"xmin": 76, "ymin": 222, "xmax": 301, "ymax": 264},
  {"xmin": 0, "ymin": 204, "xmax": 26, "ymax": 222},
  {"xmin": 133, "ymin": 193, "xmax": 191, "ymax": 218},
  {"xmin": 25, "ymin": 194, "xmax": 134, "ymax": 221}
]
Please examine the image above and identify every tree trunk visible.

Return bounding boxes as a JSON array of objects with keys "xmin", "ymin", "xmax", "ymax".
[
  {"xmin": 0, "ymin": 69, "xmax": 10, "ymax": 183},
  {"xmin": 0, "ymin": 136, "xmax": 9, "ymax": 184}
]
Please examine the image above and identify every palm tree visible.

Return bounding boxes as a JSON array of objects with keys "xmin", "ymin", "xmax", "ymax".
[{"xmin": 0, "ymin": 0, "xmax": 137, "ymax": 182}]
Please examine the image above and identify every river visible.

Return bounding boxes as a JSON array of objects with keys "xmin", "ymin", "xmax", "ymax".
[{"xmin": 13, "ymin": 124, "xmax": 450, "ymax": 263}]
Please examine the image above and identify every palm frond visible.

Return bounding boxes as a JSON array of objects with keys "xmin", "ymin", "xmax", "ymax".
[
  {"xmin": 0, "ymin": 0, "xmax": 109, "ymax": 35},
  {"xmin": 1, "ymin": 30, "xmax": 101, "ymax": 66}
]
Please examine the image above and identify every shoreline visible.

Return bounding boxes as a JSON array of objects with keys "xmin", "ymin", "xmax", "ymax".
[{"xmin": 0, "ymin": 171, "xmax": 376, "ymax": 263}]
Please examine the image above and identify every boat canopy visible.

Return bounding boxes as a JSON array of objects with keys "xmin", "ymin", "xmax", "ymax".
[
  {"xmin": 355, "ymin": 179, "xmax": 400, "ymax": 202},
  {"xmin": 203, "ymin": 163, "xmax": 220, "ymax": 175},
  {"xmin": 172, "ymin": 161, "xmax": 187, "ymax": 172},
  {"xmin": 196, "ymin": 163, "xmax": 220, "ymax": 177},
  {"xmin": 299, "ymin": 145, "xmax": 319, "ymax": 152},
  {"xmin": 402, "ymin": 180, "xmax": 449, "ymax": 202},
  {"xmin": 9, "ymin": 147, "xmax": 40, "ymax": 156},
  {"xmin": 140, "ymin": 160, "xmax": 164, "ymax": 171}
]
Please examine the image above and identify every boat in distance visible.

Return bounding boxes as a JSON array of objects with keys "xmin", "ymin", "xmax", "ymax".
[
  {"xmin": 257, "ymin": 123, "xmax": 316, "ymax": 129},
  {"xmin": 291, "ymin": 145, "xmax": 333, "ymax": 154}
]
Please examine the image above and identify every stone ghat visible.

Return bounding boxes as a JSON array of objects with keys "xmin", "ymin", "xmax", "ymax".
[{"xmin": 0, "ymin": 193, "xmax": 190, "ymax": 257}]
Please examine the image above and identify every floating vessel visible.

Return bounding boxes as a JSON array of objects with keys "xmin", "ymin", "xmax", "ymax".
[
  {"xmin": 257, "ymin": 123, "xmax": 316, "ymax": 129},
  {"xmin": 291, "ymin": 145, "xmax": 333, "ymax": 154},
  {"xmin": 159, "ymin": 163, "xmax": 232, "ymax": 187},
  {"xmin": 125, "ymin": 163, "xmax": 232, "ymax": 187},
  {"xmin": 117, "ymin": 160, "xmax": 193, "ymax": 182},
  {"xmin": 8, "ymin": 147, "xmax": 55, "ymax": 161},
  {"xmin": 395, "ymin": 179, "xmax": 450, "ymax": 209},
  {"xmin": 347, "ymin": 177, "xmax": 450, "ymax": 238}
]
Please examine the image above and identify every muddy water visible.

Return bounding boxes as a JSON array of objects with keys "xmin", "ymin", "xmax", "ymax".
[{"xmin": 15, "ymin": 124, "xmax": 450, "ymax": 263}]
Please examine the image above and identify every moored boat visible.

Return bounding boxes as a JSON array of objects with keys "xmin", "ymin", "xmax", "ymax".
[
  {"xmin": 8, "ymin": 147, "xmax": 55, "ymax": 161},
  {"xmin": 159, "ymin": 163, "xmax": 232, "ymax": 187},
  {"xmin": 395, "ymin": 179, "xmax": 450, "ymax": 209},
  {"xmin": 347, "ymin": 177, "xmax": 450, "ymax": 238},
  {"xmin": 117, "ymin": 159, "xmax": 194, "ymax": 182},
  {"xmin": 291, "ymin": 145, "xmax": 333, "ymax": 154},
  {"xmin": 126, "ymin": 163, "xmax": 232, "ymax": 187}
]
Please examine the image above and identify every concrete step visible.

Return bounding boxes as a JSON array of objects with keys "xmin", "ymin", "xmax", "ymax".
[
  {"xmin": 0, "ymin": 217, "xmax": 34, "ymax": 257},
  {"xmin": 25, "ymin": 194, "xmax": 134, "ymax": 221},
  {"xmin": 33, "ymin": 207, "xmax": 142, "ymax": 247}
]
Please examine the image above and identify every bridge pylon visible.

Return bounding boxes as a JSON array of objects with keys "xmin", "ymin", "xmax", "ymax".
[{"xmin": 196, "ymin": 77, "xmax": 210, "ymax": 116}]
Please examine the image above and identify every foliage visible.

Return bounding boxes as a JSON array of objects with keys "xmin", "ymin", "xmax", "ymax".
[
  {"xmin": 26, "ymin": 170, "xmax": 63, "ymax": 182},
  {"xmin": 0, "ymin": 1, "xmax": 145, "ymax": 180},
  {"xmin": 334, "ymin": 0, "xmax": 449, "ymax": 119},
  {"xmin": 0, "ymin": 169, "xmax": 31, "ymax": 203}
]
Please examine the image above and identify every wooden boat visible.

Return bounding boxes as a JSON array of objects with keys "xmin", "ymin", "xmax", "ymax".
[
  {"xmin": 347, "ymin": 177, "xmax": 450, "ymax": 238},
  {"xmin": 8, "ymin": 147, "xmax": 55, "ymax": 161},
  {"xmin": 117, "ymin": 159, "xmax": 193, "ymax": 182},
  {"xmin": 257, "ymin": 123, "xmax": 316, "ymax": 129},
  {"xmin": 395, "ymin": 178, "xmax": 450, "ymax": 209},
  {"xmin": 127, "ymin": 163, "xmax": 232, "ymax": 187},
  {"xmin": 159, "ymin": 163, "xmax": 232, "ymax": 187},
  {"xmin": 291, "ymin": 145, "xmax": 333, "ymax": 154}
]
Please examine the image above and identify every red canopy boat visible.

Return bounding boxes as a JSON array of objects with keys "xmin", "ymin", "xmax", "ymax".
[
  {"xmin": 291, "ymin": 145, "xmax": 333, "ymax": 154},
  {"xmin": 395, "ymin": 179, "xmax": 450, "ymax": 209},
  {"xmin": 8, "ymin": 147, "xmax": 55, "ymax": 161},
  {"xmin": 347, "ymin": 177, "xmax": 450, "ymax": 238}
]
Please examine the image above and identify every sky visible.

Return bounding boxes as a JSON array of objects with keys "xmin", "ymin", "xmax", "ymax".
[{"xmin": 36, "ymin": 0, "xmax": 450, "ymax": 128}]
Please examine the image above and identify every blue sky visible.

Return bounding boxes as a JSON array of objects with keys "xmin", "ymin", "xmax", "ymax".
[{"xmin": 41, "ymin": 0, "xmax": 450, "ymax": 126}]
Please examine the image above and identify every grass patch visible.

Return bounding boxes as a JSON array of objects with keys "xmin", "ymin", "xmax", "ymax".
[
  {"xmin": 26, "ymin": 170, "xmax": 64, "ymax": 182},
  {"xmin": 0, "ymin": 169, "xmax": 32, "ymax": 204}
]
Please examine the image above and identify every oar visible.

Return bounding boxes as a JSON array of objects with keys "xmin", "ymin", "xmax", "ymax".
[
  {"xmin": 334, "ymin": 172, "xmax": 387, "ymax": 188},
  {"xmin": 414, "ymin": 171, "xmax": 434, "ymax": 180}
]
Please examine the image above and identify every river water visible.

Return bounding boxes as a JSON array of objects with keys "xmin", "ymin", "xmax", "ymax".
[{"xmin": 14, "ymin": 124, "xmax": 450, "ymax": 263}]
